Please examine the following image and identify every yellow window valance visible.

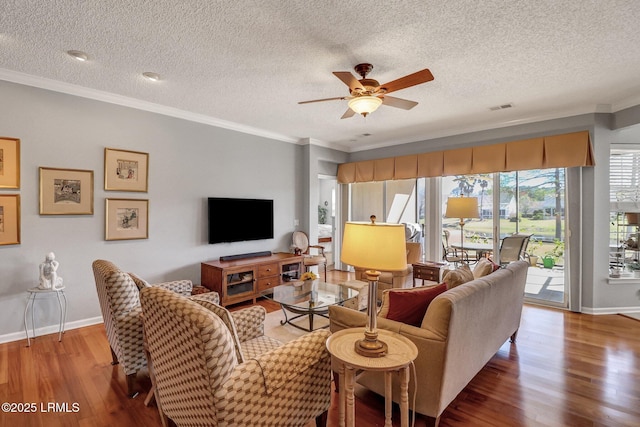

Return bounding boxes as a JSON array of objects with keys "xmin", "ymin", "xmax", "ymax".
[{"xmin": 337, "ymin": 130, "xmax": 594, "ymax": 183}]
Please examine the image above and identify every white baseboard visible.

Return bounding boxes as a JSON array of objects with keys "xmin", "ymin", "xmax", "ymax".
[
  {"xmin": 0, "ymin": 316, "xmax": 104, "ymax": 345},
  {"xmin": 581, "ymin": 306, "xmax": 640, "ymax": 315}
]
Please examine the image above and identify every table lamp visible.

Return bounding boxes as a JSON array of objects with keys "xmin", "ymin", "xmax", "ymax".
[
  {"xmin": 445, "ymin": 196, "xmax": 479, "ymax": 262},
  {"xmin": 341, "ymin": 216, "xmax": 407, "ymax": 357}
]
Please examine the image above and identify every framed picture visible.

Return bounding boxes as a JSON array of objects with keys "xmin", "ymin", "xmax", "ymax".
[
  {"xmin": 104, "ymin": 148, "xmax": 149, "ymax": 192},
  {"xmin": 0, "ymin": 194, "xmax": 20, "ymax": 245},
  {"xmin": 39, "ymin": 167, "xmax": 94, "ymax": 215},
  {"xmin": 0, "ymin": 137, "xmax": 20, "ymax": 189},
  {"xmin": 105, "ymin": 198, "xmax": 149, "ymax": 241}
]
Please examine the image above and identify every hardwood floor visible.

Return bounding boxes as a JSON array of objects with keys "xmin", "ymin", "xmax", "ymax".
[{"xmin": 1, "ymin": 269, "xmax": 639, "ymax": 426}]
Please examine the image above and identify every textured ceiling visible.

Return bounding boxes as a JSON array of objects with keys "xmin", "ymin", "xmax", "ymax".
[{"xmin": 2, "ymin": 0, "xmax": 640, "ymax": 151}]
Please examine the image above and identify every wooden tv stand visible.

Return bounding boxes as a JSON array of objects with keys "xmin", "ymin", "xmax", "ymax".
[{"xmin": 201, "ymin": 252, "xmax": 303, "ymax": 306}]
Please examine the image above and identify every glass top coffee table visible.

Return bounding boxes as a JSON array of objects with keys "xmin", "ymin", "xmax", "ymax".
[{"xmin": 262, "ymin": 280, "xmax": 359, "ymax": 332}]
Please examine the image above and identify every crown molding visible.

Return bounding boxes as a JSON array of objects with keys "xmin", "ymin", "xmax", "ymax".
[
  {"xmin": 6, "ymin": 68, "xmax": 634, "ymax": 154},
  {"xmin": 612, "ymin": 93, "xmax": 640, "ymax": 112},
  {"xmin": 0, "ymin": 68, "xmax": 302, "ymax": 145}
]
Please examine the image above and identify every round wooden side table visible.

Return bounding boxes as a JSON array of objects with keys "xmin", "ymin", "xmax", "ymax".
[{"xmin": 327, "ymin": 328, "xmax": 418, "ymax": 427}]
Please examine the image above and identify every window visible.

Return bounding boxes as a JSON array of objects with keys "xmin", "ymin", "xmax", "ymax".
[
  {"xmin": 610, "ymin": 149, "xmax": 640, "ymax": 277},
  {"xmin": 349, "ymin": 179, "xmax": 421, "ymax": 244}
]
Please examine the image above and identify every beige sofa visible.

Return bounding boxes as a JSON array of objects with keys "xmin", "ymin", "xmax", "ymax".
[{"xmin": 329, "ymin": 260, "xmax": 529, "ymax": 426}]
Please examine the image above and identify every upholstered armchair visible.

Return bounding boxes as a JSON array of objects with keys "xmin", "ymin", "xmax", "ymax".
[
  {"xmin": 189, "ymin": 297, "xmax": 283, "ymax": 362},
  {"xmin": 91, "ymin": 259, "xmax": 220, "ymax": 397},
  {"xmin": 354, "ymin": 242, "xmax": 422, "ymax": 299},
  {"xmin": 140, "ymin": 286, "xmax": 332, "ymax": 427}
]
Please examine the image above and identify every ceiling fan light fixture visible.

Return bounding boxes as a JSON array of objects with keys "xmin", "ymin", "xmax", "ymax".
[{"xmin": 348, "ymin": 95, "xmax": 382, "ymax": 117}]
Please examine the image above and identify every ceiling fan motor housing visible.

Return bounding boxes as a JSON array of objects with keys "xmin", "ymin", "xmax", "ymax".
[
  {"xmin": 354, "ymin": 63, "xmax": 374, "ymax": 78},
  {"xmin": 352, "ymin": 78, "xmax": 381, "ymax": 96}
]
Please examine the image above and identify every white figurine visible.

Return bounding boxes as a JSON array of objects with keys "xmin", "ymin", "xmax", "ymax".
[{"xmin": 39, "ymin": 252, "xmax": 63, "ymax": 290}]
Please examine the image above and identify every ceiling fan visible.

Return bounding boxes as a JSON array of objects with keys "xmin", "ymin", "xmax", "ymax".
[{"xmin": 299, "ymin": 63, "xmax": 434, "ymax": 119}]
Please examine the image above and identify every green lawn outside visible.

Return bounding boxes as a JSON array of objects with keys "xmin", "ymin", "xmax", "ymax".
[{"xmin": 442, "ymin": 217, "xmax": 565, "ymax": 262}]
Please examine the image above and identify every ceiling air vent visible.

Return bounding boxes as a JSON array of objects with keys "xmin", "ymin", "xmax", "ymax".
[{"xmin": 489, "ymin": 103, "xmax": 514, "ymax": 111}]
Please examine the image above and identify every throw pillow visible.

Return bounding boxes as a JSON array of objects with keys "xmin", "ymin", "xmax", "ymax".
[
  {"xmin": 378, "ymin": 286, "xmax": 431, "ymax": 318},
  {"xmin": 487, "ymin": 258, "xmax": 501, "ymax": 271},
  {"xmin": 384, "ymin": 284, "xmax": 448, "ymax": 327},
  {"xmin": 442, "ymin": 264, "xmax": 474, "ymax": 289},
  {"xmin": 128, "ymin": 272, "xmax": 150, "ymax": 291},
  {"xmin": 473, "ymin": 258, "xmax": 494, "ymax": 279}
]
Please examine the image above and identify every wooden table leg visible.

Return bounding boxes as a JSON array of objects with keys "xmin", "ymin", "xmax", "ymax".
[
  {"xmin": 338, "ymin": 363, "xmax": 346, "ymax": 427},
  {"xmin": 400, "ymin": 365, "xmax": 410, "ymax": 427},
  {"xmin": 344, "ymin": 365, "xmax": 355, "ymax": 427},
  {"xmin": 384, "ymin": 371, "xmax": 393, "ymax": 427}
]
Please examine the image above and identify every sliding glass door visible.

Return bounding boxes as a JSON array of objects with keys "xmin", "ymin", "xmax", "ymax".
[
  {"xmin": 347, "ymin": 169, "xmax": 568, "ymax": 307},
  {"xmin": 498, "ymin": 168, "xmax": 567, "ymax": 306},
  {"xmin": 441, "ymin": 169, "xmax": 567, "ymax": 306}
]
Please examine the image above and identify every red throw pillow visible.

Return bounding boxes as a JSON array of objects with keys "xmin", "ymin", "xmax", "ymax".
[{"xmin": 385, "ymin": 284, "xmax": 447, "ymax": 327}]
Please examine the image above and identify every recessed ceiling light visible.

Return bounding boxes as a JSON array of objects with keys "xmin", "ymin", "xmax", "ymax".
[
  {"xmin": 67, "ymin": 50, "xmax": 88, "ymax": 62},
  {"xmin": 142, "ymin": 72, "xmax": 161, "ymax": 82}
]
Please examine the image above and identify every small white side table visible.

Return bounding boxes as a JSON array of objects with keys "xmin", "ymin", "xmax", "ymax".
[
  {"xmin": 326, "ymin": 328, "xmax": 418, "ymax": 427},
  {"xmin": 23, "ymin": 286, "xmax": 67, "ymax": 347}
]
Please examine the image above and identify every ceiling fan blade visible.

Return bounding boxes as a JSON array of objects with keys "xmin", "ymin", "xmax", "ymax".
[
  {"xmin": 333, "ymin": 72, "xmax": 365, "ymax": 92},
  {"xmin": 382, "ymin": 96, "xmax": 418, "ymax": 110},
  {"xmin": 380, "ymin": 68, "xmax": 434, "ymax": 94},
  {"xmin": 341, "ymin": 108, "xmax": 356, "ymax": 119},
  {"xmin": 298, "ymin": 96, "xmax": 347, "ymax": 105}
]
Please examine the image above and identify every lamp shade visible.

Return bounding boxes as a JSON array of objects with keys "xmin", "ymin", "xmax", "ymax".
[
  {"xmin": 445, "ymin": 197, "xmax": 479, "ymax": 219},
  {"xmin": 348, "ymin": 96, "xmax": 383, "ymax": 116},
  {"xmin": 341, "ymin": 221, "xmax": 407, "ymax": 271}
]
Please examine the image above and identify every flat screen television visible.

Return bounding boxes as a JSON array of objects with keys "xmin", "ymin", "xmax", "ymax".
[{"xmin": 208, "ymin": 197, "xmax": 274, "ymax": 244}]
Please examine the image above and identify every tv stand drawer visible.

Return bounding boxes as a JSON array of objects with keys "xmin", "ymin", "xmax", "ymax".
[
  {"xmin": 257, "ymin": 277, "xmax": 279, "ymax": 292},
  {"xmin": 258, "ymin": 263, "xmax": 279, "ymax": 278}
]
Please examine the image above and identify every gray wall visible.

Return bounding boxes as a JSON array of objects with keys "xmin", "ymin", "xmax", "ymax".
[
  {"xmin": 0, "ymin": 80, "xmax": 303, "ymax": 340},
  {"xmin": 345, "ymin": 112, "xmax": 640, "ymax": 314}
]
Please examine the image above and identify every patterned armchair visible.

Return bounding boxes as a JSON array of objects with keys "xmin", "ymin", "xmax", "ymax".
[
  {"xmin": 140, "ymin": 286, "xmax": 331, "ymax": 427},
  {"xmin": 91, "ymin": 259, "xmax": 219, "ymax": 397},
  {"xmin": 189, "ymin": 297, "xmax": 284, "ymax": 362}
]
